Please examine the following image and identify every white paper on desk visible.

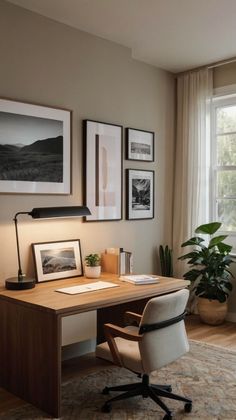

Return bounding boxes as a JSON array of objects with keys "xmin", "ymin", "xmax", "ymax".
[{"xmin": 55, "ymin": 281, "xmax": 119, "ymax": 295}]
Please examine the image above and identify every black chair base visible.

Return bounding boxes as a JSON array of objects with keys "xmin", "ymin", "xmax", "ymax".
[{"xmin": 101, "ymin": 374, "xmax": 192, "ymax": 420}]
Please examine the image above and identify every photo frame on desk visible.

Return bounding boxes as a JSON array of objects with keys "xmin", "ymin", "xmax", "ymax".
[
  {"xmin": 126, "ymin": 127, "xmax": 154, "ymax": 162},
  {"xmin": 126, "ymin": 169, "xmax": 154, "ymax": 220},
  {"xmin": 0, "ymin": 97, "xmax": 71, "ymax": 194},
  {"xmin": 32, "ymin": 239, "xmax": 83, "ymax": 282},
  {"xmin": 83, "ymin": 119, "xmax": 123, "ymax": 221}
]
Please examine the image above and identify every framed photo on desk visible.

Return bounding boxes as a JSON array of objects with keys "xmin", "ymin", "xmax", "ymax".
[{"xmin": 32, "ymin": 239, "xmax": 83, "ymax": 282}]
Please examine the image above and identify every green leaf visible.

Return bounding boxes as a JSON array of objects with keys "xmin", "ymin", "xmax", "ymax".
[
  {"xmin": 178, "ymin": 251, "xmax": 200, "ymax": 261},
  {"xmin": 195, "ymin": 222, "xmax": 221, "ymax": 235},
  {"xmin": 183, "ymin": 269, "xmax": 202, "ymax": 282},
  {"xmin": 217, "ymin": 242, "xmax": 232, "ymax": 254},
  {"xmin": 209, "ymin": 235, "xmax": 228, "ymax": 248},
  {"xmin": 181, "ymin": 237, "xmax": 205, "ymax": 247},
  {"xmin": 222, "ymin": 282, "xmax": 233, "ymax": 292}
]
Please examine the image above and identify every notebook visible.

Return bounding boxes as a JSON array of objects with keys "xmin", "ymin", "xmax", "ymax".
[{"xmin": 119, "ymin": 274, "xmax": 159, "ymax": 285}]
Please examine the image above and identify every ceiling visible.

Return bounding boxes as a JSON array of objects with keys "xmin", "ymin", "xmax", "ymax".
[{"xmin": 6, "ymin": 0, "xmax": 236, "ymax": 73}]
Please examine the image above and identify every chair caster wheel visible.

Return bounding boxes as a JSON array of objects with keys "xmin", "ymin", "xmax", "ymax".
[
  {"xmin": 102, "ymin": 387, "xmax": 109, "ymax": 395},
  {"xmin": 166, "ymin": 386, "xmax": 172, "ymax": 392},
  {"xmin": 101, "ymin": 403, "xmax": 112, "ymax": 413},
  {"xmin": 184, "ymin": 402, "xmax": 192, "ymax": 413},
  {"xmin": 163, "ymin": 413, "xmax": 173, "ymax": 419}
]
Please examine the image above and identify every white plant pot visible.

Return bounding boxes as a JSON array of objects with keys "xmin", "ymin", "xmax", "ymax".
[{"xmin": 84, "ymin": 265, "xmax": 101, "ymax": 279}]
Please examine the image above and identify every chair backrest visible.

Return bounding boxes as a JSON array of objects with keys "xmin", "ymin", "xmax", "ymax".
[{"xmin": 139, "ymin": 289, "xmax": 189, "ymax": 373}]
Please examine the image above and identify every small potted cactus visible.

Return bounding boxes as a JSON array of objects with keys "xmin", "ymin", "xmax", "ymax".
[{"xmin": 84, "ymin": 254, "xmax": 101, "ymax": 278}]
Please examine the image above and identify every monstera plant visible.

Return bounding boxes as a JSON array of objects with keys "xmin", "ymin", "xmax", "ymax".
[{"xmin": 178, "ymin": 222, "xmax": 234, "ymax": 324}]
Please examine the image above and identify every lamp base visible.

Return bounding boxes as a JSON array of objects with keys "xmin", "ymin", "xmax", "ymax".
[{"xmin": 5, "ymin": 277, "xmax": 35, "ymax": 290}]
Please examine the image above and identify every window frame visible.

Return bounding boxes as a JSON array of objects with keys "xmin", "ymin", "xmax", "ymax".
[{"xmin": 210, "ymin": 93, "xmax": 236, "ymax": 252}]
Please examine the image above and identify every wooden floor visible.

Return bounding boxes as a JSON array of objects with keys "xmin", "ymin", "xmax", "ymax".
[
  {"xmin": 1, "ymin": 315, "xmax": 236, "ymax": 415},
  {"xmin": 186, "ymin": 314, "xmax": 236, "ymax": 350}
]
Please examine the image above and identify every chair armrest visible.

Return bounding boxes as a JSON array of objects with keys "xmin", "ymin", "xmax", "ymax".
[
  {"xmin": 124, "ymin": 311, "xmax": 142, "ymax": 325},
  {"xmin": 104, "ymin": 323, "xmax": 143, "ymax": 341},
  {"xmin": 104, "ymin": 323, "xmax": 143, "ymax": 367}
]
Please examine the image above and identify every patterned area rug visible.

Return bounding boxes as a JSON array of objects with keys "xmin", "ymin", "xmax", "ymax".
[{"xmin": 2, "ymin": 340, "xmax": 236, "ymax": 420}]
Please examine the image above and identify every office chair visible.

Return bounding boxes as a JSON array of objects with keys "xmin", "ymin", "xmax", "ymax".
[{"xmin": 96, "ymin": 289, "xmax": 192, "ymax": 420}]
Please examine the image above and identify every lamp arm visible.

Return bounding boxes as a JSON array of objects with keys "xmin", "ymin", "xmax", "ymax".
[{"xmin": 14, "ymin": 212, "xmax": 30, "ymax": 281}]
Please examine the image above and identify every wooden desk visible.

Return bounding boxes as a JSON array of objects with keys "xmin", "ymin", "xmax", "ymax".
[{"xmin": 0, "ymin": 273, "xmax": 189, "ymax": 417}]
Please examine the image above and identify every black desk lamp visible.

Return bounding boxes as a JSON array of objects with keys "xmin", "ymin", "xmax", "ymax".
[{"xmin": 5, "ymin": 206, "xmax": 91, "ymax": 291}]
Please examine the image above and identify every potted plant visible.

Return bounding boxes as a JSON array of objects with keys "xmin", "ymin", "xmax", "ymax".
[
  {"xmin": 84, "ymin": 254, "xmax": 101, "ymax": 278},
  {"xmin": 159, "ymin": 245, "xmax": 173, "ymax": 277},
  {"xmin": 178, "ymin": 222, "xmax": 234, "ymax": 325}
]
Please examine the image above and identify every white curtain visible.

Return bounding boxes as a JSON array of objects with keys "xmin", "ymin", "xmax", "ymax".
[{"xmin": 173, "ymin": 68, "xmax": 213, "ymax": 278}]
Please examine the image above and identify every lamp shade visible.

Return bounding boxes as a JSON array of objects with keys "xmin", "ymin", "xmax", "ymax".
[{"xmin": 29, "ymin": 206, "xmax": 91, "ymax": 219}]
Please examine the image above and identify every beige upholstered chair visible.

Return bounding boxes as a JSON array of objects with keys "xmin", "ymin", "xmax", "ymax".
[{"xmin": 96, "ymin": 289, "xmax": 192, "ymax": 420}]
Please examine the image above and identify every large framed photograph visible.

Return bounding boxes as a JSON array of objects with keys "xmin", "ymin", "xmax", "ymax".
[
  {"xmin": 83, "ymin": 119, "xmax": 122, "ymax": 221},
  {"xmin": 126, "ymin": 128, "xmax": 154, "ymax": 161},
  {"xmin": 0, "ymin": 98, "xmax": 71, "ymax": 194},
  {"xmin": 32, "ymin": 240, "xmax": 83, "ymax": 282},
  {"xmin": 126, "ymin": 169, "xmax": 154, "ymax": 220}
]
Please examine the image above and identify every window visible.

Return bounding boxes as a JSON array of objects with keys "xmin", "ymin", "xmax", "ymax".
[{"xmin": 211, "ymin": 95, "xmax": 236, "ymax": 249}]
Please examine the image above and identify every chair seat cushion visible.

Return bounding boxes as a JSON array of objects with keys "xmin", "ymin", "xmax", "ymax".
[{"xmin": 96, "ymin": 326, "xmax": 144, "ymax": 373}]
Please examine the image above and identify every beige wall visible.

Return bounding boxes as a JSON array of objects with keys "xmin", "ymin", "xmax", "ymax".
[
  {"xmin": 0, "ymin": 1, "xmax": 175, "ymax": 284},
  {"xmin": 214, "ymin": 62, "xmax": 236, "ymax": 88}
]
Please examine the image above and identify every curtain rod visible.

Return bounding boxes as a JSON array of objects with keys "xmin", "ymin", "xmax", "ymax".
[{"xmin": 176, "ymin": 56, "xmax": 236, "ymax": 77}]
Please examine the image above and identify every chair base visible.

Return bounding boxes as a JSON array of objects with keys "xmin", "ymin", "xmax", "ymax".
[{"xmin": 101, "ymin": 374, "xmax": 192, "ymax": 420}]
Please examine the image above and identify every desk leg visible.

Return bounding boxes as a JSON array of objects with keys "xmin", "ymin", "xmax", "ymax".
[{"xmin": 0, "ymin": 299, "xmax": 61, "ymax": 418}]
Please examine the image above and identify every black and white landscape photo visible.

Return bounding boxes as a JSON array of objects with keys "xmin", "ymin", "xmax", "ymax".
[
  {"xmin": 33, "ymin": 240, "xmax": 83, "ymax": 282},
  {"xmin": 0, "ymin": 111, "xmax": 63, "ymax": 183},
  {"xmin": 127, "ymin": 128, "xmax": 154, "ymax": 161},
  {"xmin": 132, "ymin": 178, "xmax": 151, "ymax": 210},
  {"xmin": 0, "ymin": 98, "xmax": 71, "ymax": 194},
  {"xmin": 127, "ymin": 169, "xmax": 154, "ymax": 220},
  {"xmin": 131, "ymin": 141, "xmax": 151, "ymax": 157},
  {"xmin": 41, "ymin": 247, "xmax": 76, "ymax": 274}
]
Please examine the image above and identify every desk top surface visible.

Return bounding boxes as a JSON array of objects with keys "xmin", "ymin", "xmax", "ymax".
[{"xmin": 0, "ymin": 273, "xmax": 190, "ymax": 315}]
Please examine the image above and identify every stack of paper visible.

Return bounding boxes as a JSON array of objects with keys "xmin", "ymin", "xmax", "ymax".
[{"xmin": 119, "ymin": 275, "xmax": 159, "ymax": 285}]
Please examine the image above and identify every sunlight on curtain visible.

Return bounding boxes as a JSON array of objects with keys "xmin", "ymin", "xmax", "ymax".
[{"xmin": 173, "ymin": 68, "xmax": 213, "ymax": 278}]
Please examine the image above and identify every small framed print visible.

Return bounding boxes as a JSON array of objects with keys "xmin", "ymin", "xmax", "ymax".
[
  {"xmin": 0, "ymin": 97, "xmax": 71, "ymax": 194},
  {"xmin": 126, "ymin": 128, "xmax": 154, "ymax": 161},
  {"xmin": 83, "ymin": 119, "xmax": 122, "ymax": 221},
  {"xmin": 32, "ymin": 240, "xmax": 83, "ymax": 282},
  {"xmin": 126, "ymin": 169, "xmax": 154, "ymax": 220}
]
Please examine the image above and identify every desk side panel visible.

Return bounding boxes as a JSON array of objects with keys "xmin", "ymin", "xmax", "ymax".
[{"xmin": 0, "ymin": 298, "xmax": 61, "ymax": 417}]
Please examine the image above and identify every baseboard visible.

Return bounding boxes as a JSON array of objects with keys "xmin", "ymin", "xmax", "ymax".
[{"xmin": 226, "ymin": 312, "xmax": 236, "ymax": 323}]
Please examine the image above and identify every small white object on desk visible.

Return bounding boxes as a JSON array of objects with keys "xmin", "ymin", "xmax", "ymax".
[
  {"xmin": 55, "ymin": 281, "xmax": 119, "ymax": 295},
  {"xmin": 119, "ymin": 274, "xmax": 159, "ymax": 285}
]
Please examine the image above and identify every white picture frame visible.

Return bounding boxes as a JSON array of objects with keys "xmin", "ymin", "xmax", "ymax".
[
  {"xmin": 83, "ymin": 119, "xmax": 122, "ymax": 221},
  {"xmin": 32, "ymin": 240, "xmax": 83, "ymax": 282},
  {"xmin": 0, "ymin": 98, "xmax": 71, "ymax": 194}
]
